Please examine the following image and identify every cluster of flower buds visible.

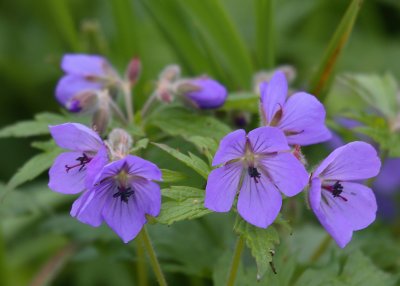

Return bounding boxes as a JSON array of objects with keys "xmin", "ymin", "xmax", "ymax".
[{"xmin": 55, "ymin": 54, "xmax": 141, "ymax": 134}]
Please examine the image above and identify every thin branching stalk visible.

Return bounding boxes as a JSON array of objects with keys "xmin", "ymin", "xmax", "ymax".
[
  {"xmin": 226, "ymin": 235, "xmax": 245, "ymax": 286},
  {"xmin": 309, "ymin": 234, "xmax": 331, "ymax": 263},
  {"xmin": 140, "ymin": 227, "xmax": 168, "ymax": 286}
]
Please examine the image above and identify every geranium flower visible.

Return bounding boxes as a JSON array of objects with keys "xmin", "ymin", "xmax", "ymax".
[
  {"xmin": 309, "ymin": 141, "xmax": 381, "ymax": 248},
  {"xmin": 205, "ymin": 127, "xmax": 308, "ymax": 228},
  {"xmin": 71, "ymin": 155, "xmax": 162, "ymax": 243},
  {"xmin": 260, "ymin": 71, "xmax": 331, "ymax": 145},
  {"xmin": 48, "ymin": 123, "xmax": 109, "ymax": 194},
  {"xmin": 55, "ymin": 54, "xmax": 117, "ymax": 112}
]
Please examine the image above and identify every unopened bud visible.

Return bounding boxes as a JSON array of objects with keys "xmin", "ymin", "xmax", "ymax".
[
  {"xmin": 66, "ymin": 90, "xmax": 99, "ymax": 113},
  {"xmin": 91, "ymin": 90, "xmax": 111, "ymax": 135},
  {"xmin": 179, "ymin": 77, "xmax": 227, "ymax": 109},
  {"xmin": 107, "ymin": 128, "xmax": 133, "ymax": 159},
  {"xmin": 159, "ymin": 65, "xmax": 181, "ymax": 82},
  {"xmin": 126, "ymin": 57, "xmax": 141, "ymax": 86}
]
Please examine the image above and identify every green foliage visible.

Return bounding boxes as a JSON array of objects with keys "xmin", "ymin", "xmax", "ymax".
[
  {"xmin": 157, "ymin": 186, "xmax": 211, "ymax": 225},
  {"xmin": 7, "ymin": 148, "xmax": 61, "ymax": 190},
  {"xmin": 182, "ymin": 135, "xmax": 219, "ymax": 164},
  {"xmin": 148, "ymin": 106, "xmax": 231, "ymax": 141},
  {"xmin": 152, "ymin": 142, "xmax": 210, "ymax": 179},
  {"xmin": 234, "ymin": 216, "xmax": 281, "ymax": 279},
  {"xmin": 309, "ymin": 0, "xmax": 362, "ymax": 99},
  {"xmin": 0, "ymin": 113, "xmax": 66, "ymax": 138},
  {"xmin": 222, "ymin": 92, "xmax": 259, "ymax": 113},
  {"xmin": 160, "ymin": 169, "xmax": 186, "ymax": 183}
]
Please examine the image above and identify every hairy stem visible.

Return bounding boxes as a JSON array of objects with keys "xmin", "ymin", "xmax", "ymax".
[
  {"xmin": 141, "ymin": 92, "xmax": 158, "ymax": 119},
  {"xmin": 121, "ymin": 81, "xmax": 134, "ymax": 123},
  {"xmin": 140, "ymin": 227, "xmax": 167, "ymax": 286},
  {"xmin": 226, "ymin": 235, "xmax": 245, "ymax": 286}
]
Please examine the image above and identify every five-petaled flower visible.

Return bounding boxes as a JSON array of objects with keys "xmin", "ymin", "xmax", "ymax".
[
  {"xmin": 260, "ymin": 71, "xmax": 331, "ymax": 146},
  {"xmin": 71, "ymin": 155, "xmax": 162, "ymax": 243},
  {"xmin": 48, "ymin": 123, "xmax": 109, "ymax": 194},
  {"xmin": 55, "ymin": 54, "xmax": 117, "ymax": 113},
  {"xmin": 205, "ymin": 126, "xmax": 308, "ymax": 228},
  {"xmin": 309, "ymin": 141, "xmax": 381, "ymax": 248}
]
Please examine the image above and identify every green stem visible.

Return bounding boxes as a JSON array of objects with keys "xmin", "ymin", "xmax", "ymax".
[
  {"xmin": 141, "ymin": 92, "xmax": 158, "ymax": 119},
  {"xmin": 309, "ymin": 234, "xmax": 331, "ymax": 263},
  {"xmin": 226, "ymin": 236, "xmax": 245, "ymax": 286},
  {"xmin": 140, "ymin": 227, "xmax": 167, "ymax": 286},
  {"xmin": 136, "ymin": 236, "xmax": 148, "ymax": 286}
]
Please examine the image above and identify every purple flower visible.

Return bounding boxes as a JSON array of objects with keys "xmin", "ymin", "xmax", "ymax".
[
  {"xmin": 309, "ymin": 141, "xmax": 381, "ymax": 248},
  {"xmin": 260, "ymin": 71, "xmax": 331, "ymax": 145},
  {"xmin": 183, "ymin": 77, "xmax": 228, "ymax": 109},
  {"xmin": 55, "ymin": 54, "xmax": 116, "ymax": 112},
  {"xmin": 48, "ymin": 123, "xmax": 109, "ymax": 194},
  {"xmin": 71, "ymin": 155, "xmax": 162, "ymax": 243},
  {"xmin": 205, "ymin": 127, "xmax": 308, "ymax": 228}
]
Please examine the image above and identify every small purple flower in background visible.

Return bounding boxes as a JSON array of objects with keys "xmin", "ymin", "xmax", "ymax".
[
  {"xmin": 309, "ymin": 141, "xmax": 381, "ymax": 248},
  {"xmin": 179, "ymin": 77, "xmax": 228, "ymax": 109},
  {"xmin": 71, "ymin": 155, "xmax": 162, "ymax": 243},
  {"xmin": 205, "ymin": 127, "xmax": 308, "ymax": 228},
  {"xmin": 260, "ymin": 71, "xmax": 331, "ymax": 146},
  {"xmin": 56, "ymin": 54, "xmax": 117, "ymax": 113},
  {"xmin": 48, "ymin": 123, "xmax": 109, "ymax": 194}
]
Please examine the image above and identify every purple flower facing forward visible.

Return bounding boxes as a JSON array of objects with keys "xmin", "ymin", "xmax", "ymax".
[
  {"xmin": 205, "ymin": 127, "xmax": 308, "ymax": 228},
  {"xmin": 309, "ymin": 142, "xmax": 381, "ymax": 248},
  {"xmin": 181, "ymin": 77, "xmax": 228, "ymax": 109},
  {"xmin": 71, "ymin": 155, "xmax": 162, "ymax": 243},
  {"xmin": 56, "ymin": 54, "xmax": 117, "ymax": 112},
  {"xmin": 260, "ymin": 71, "xmax": 331, "ymax": 146},
  {"xmin": 48, "ymin": 123, "xmax": 109, "ymax": 194}
]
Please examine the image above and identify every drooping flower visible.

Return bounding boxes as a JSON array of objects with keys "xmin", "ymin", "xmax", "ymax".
[
  {"xmin": 205, "ymin": 127, "xmax": 308, "ymax": 228},
  {"xmin": 308, "ymin": 141, "xmax": 381, "ymax": 248},
  {"xmin": 71, "ymin": 155, "xmax": 162, "ymax": 243},
  {"xmin": 55, "ymin": 54, "xmax": 117, "ymax": 113},
  {"xmin": 179, "ymin": 77, "xmax": 228, "ymax": 109},
  {"xmin": 259, "ymin": 71, "xmax": 331, "ymax": 146},
  {"xmin": 48, "ymin": 123, "xmax": 109, "ymax": 194}
]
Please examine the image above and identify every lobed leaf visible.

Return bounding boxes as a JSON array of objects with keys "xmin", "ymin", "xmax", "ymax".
[
  {"xmin": 183, "ymin": 136, "xmax": 218, "ymax": 165},
  {"xmin": 152, "ymin": 143, "xmax": 210, "ymax": 179},
  {"xmin": 149, "ymin": 106, "xmax": 231, "ymax": 141},
  {"xmin": 234, "ymin": 216, "xmax": 280, "ymax": 280},
  {"xmin": 157, "ymin": 186, "xmax": 211, "ymax": 225},
  {"xmin": 7, "ymin": 148, "xmax": 62, "ymax": 190}
]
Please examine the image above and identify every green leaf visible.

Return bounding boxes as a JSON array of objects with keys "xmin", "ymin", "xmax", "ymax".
[
  {"xmin": 222, "ymin": 92, "xmax": 259, "ymax": 113},
  {"xmin": 309, "ymin": 0, "xmax": 362, "ymax": 99},
  {"xmin": 338, "ymin": 73, "xmax": 399, "ymax": 119},
  {"xmin": 234, "ymin": 216, "xmax": 280, "ymax": 279},
  {"xmin": 31, "ymin": 140, "xmax": 57, "ymax": 151},
  {"xmin": 157, "ymin": 186, "xmax": 211, "ymax": 225},
  {"xmin": 161, "ymin": 169, "xmax": 186, "ymax": 183},
  {"xmin": 131, "ymin": 138, "xmax": 149, "ymax": 153},
  {"xmin": 149, "ymin": 106, "xmax": 231, "ymax": 141},
  {"xmin": 255, "ymin": 0, "xmax": 275, "ymax": 69},
  {"xmin": 183, "ymin": 136, "xmax": 218, "ymax": 165},
  {"xmin": 175, "ymin": 0, "xmax": 253, "ymax": 88},
  {"xmin": 0, "ymin": 112, "xmax": 66, "ymax": 138},
  {"xmin": 152, "ymin": 143, "xmax": 210, "ymax": 179},
  {"xmin": 7, "ymin": 148, "xmax": 62, "ymax": 190}
]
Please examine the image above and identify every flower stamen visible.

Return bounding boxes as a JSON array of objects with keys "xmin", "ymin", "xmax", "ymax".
[
  {"xmin": 248, "ymin": 166, "xmax": 261, "ymax": 183},
  {"xmin": 323, "ymin": 181, "xmax": 348, "ymax": 202},
  {"xmin": 113, "ymin": 186, "xmax": 135, "ymax": 203},
  {"xmin": 65, "ymin": 153, "xmax": 92, "ymax": 173}
]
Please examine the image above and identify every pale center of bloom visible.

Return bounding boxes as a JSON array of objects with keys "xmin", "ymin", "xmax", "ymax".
[{"xmin": 65, "ymin": 153, "xmax": 92, "ymax": 173}]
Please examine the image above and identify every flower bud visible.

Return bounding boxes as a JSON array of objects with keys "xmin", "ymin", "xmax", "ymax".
[
  {"xmin": 66, "ymin": 90, "xmax": 99, "ymax": 113},
  {"xmin": 91, "ymin": 90, "xmax": 111, "ymax": 135},
  {"xmin": 253, "ymin": 65, "xmax": 297, "ymax": 93},
  {"xmin": 159, "ymin": 65, "xmax": 180, "ymax": 82},
  {"xmin": 155, "ymin": 65, "xmax": 181, "ymax": 103},
  {"xmin": 126, "ymin": 57, "xmax": 141, "ymax": 86},
  {"xmin": 178, "ymin": 77, "xmax": 227, "ymax": 109},
  {"xmin": 107, "ymin": 128, "xmax": 133, "ymax": 160}
]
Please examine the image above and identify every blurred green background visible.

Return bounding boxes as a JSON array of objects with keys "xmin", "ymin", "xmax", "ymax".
[
  {"xmin": 1, "ymin": 0, "xmax": 400, "ymax": 181},
  {"xmin": 1, "ymin": 1, "xmax": 400, "ymax": 285}
]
